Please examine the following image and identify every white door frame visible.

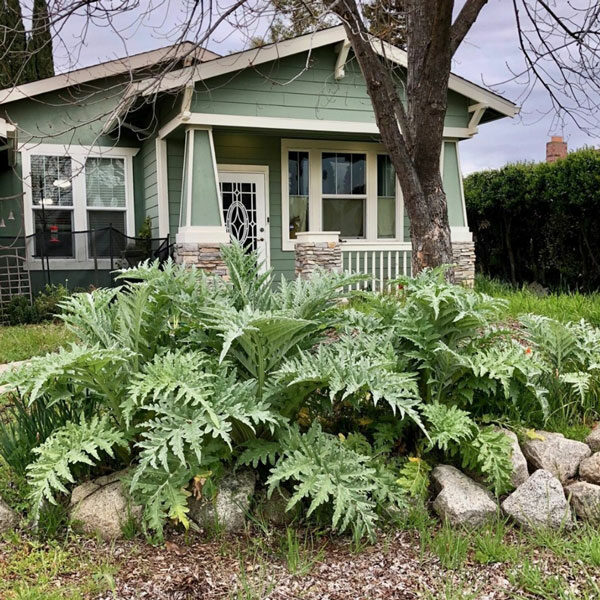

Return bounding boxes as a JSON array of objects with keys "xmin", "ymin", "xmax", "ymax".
[{"xmin": 217, "ymin": 164, "xmax": 270, "ymax": 268}]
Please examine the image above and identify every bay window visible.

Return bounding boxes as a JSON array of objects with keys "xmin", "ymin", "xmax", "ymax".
[
  {"xmin": 22, "ymin": 145, "xmax": 136, "ymax": 266},
  {"xmin": 282, "ymin": 139, "xmax": 404, "ymax": 250}
]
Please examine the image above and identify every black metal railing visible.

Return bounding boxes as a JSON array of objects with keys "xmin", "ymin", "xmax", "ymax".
[{"xmin": 1, "ymin": 226, "xmax": 171, "ymax": 289}]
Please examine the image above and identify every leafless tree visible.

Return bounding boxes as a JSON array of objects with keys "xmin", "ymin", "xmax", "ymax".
[{"xmin": 1, "ymin": 1, "xmax": 599, "ymax": 275}]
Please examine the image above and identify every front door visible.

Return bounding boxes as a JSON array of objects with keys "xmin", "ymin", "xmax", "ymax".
[{"xmin": 218, "ymin": 169, "xmax": 269, "ymax": 267}]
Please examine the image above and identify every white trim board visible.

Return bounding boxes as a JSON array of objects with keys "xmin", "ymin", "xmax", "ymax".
[
  {"xmin": 0, "ymin": 43, "xmax": 219, "ymax": 105},
  {"xmin": 134, "ymin": 25, "xmax": 518, "ymax": 119},
  {"xmin": 164, "ymin": 112, "xmax": 474, "ymax": 140}
]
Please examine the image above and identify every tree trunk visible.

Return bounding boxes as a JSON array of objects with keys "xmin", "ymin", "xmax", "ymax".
[
  {"xmin": 503, "ymin": 215, "xmax": 517, "ymax": 285},
  {"xmin": 326, "ymin": 0, "xmax": 489, "ymax": 279}
]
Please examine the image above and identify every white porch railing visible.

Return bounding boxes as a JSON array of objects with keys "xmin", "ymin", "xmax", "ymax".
[{"xmin": 341, "ymin": 243, "xmax": 412, "ymax": 292}]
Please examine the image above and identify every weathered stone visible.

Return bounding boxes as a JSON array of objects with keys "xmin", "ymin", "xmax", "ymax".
[
  {"xmin": 173, "ymin": 243, "xmax": 229, "ymax": 278},
  {"xmin": 501, "ymin": 469, "xmax": 572, "ymax": 530},
  {"xmin": 254, "ymin": 488, "xmax": 300, "ymax": 526},
  {"xmin": 579, "ymin": 452, "xmax": 600, "ymax": 485},
  {"xmin": 452, "ymin": 242, "xmax": 476, "ymax": 287},
  {"xmin": 565, "ymin": 481, "xmax": 600, "ymax": 523},
  {"xmin": 521, "ymin": 431, "xmax": 591, "ymax": 484},
  {"xmin": 70, "ymin": 470, "xmax": 142, "ymax": 539},
  {"xmin": 431, "ymin": 465, "xmax": 498, "ymax": 527},
  {"xmin": 295, "ymin": 241, "xmax": 342, "ymax": 278},
  {"xmin": 188, "ymin": 470, "xmax": 256, "ymax": 532},
  {"xmin": 495, "ymin": 427, "xmax": 529, "ymax": 489},
  {"xmin": 585, "ymin": 427, "xmax": 600, "ymax": 452},
  {"xmin": 0, "ymin": 497, "xmax": 17, "ymax": 532}
]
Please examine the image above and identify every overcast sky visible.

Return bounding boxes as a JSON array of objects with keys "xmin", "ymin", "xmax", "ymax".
[{"xmin": 53, "ymin": 0, "xmax": 599, "ymax": 175}]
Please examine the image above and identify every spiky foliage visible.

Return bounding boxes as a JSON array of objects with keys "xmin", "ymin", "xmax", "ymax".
[
  {"xmin": 267, "ymin": 424, "xmax": 405, "ymax": 541},
  {"xmin": 5, "ymin": 249, "xmax": 596, "ymax": 541},
  {"xmin": 273, "ymin": 332, "xmax": 423, "ymax": 428},
  {"xmin": 27, "ymin": 415, "xmax": 128, "ymax": 517},
  {"xmin": 520, "ymin": 315, "xmax": 600, "ymax": 422},
  {"xmin": 423, "ymin": 403, "xmax": 513, "ymax": 495}
]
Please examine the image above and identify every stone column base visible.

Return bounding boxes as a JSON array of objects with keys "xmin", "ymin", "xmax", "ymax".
[
  {"xmin": 294, "ymin": 232, "xmax": 341, "ymax": 279},
  {"xmin": 452, "ymin": 241, "xmax": 476, "ymax": 287},
  {"xmin": 174, "ymin": 243, "xmax": 229, "ymax": 278}
]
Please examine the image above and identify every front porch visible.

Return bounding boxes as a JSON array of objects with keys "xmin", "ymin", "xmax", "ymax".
[{"xmin": 163, "ymin": 127, "xmax": 475, "ymax": 286}]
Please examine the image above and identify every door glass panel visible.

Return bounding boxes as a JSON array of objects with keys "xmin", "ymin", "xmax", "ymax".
[{"xmin": 221, "ymin": 179, "xmax": 258, "ymax": 252}]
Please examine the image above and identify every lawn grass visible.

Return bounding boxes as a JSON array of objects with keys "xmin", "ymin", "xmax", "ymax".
[
  {"xmin": 475, "ymin": 276, "xmax": 600, "ymax": 325},
  {"xmin": 0, "ymin": 323, "xmax": 73, "ymax": 364}
]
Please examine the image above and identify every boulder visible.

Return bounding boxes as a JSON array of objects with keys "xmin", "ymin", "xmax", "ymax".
[
  {"xmin": 501, "ymin": 469, "xmax": 572, "ymax": 530},
  {"xmin": 565, "ymin": 481, "xmax": 600, "ymax": 523},
  {"xmin": 585, "ymin": 427, "xmax": 600, "ymax": 452},
  {"xmin": 70, "ymin": 470, "xmax": 142, "ymax": 540},
  {"xmin": 254, "ymin": 488, "xmax": 300, "ymax": 527},
  {"xmin": 431, "ymin": 465, "xmax": 498, "ymax": 527},
  {"xmin": 188, "ymin": 470, "xmax": 256, "ymax": 533},
  {"xmin": 579, "ymin": 452, "xmax": 600, "ymax": 485},
  {"xmin": 0, "ymin": 497, "xmax": 17, "ymax": 532},
  {"xmin": 495, "ymin": 428, "xmax": 528, "ymax": 488},
  {"xmin": 521, "ymin": 431, "xmax": 590, "ymax": 484}
]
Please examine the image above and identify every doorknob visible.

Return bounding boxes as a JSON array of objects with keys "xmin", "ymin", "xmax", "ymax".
[{"xmin": 259, "ymin": 237, "xmax": 264, "ymax": 242}]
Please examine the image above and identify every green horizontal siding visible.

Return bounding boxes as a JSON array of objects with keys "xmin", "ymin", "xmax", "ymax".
[
  {"xmin": 443, "ymin": 141, "xmax": 466, "ymax": 227},
  {"xmin": 192, "ymin": 47, "xmax": 469, "ymax": 128}
]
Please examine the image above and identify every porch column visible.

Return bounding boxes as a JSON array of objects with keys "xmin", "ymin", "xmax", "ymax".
[
  {"xmin": 451, "ymin": 227, "xmax": 475, "ymax": 287},
  {"xmin": 294, "ymin": 232, "xmax": 341, "ymax": 279},
  {"xmin": 174, "ymin": 126, "xmax": 230, "ymax": 276}
]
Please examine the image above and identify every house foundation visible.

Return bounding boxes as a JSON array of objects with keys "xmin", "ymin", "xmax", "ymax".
[
  {"xmin": 452, "ymin": 241, "xmax": 476, "ymax": 287},
  {"xmin": 294, "ymin": 232, "xmax": 341, "ymax": 279}
]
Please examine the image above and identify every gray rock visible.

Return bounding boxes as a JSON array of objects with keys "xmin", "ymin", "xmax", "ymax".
[
  {"xmin": 586, "ymin": 428, "xmax": 600, "ymax": 453},
  {"xmin": 566, "ymin": 481, "xmax": 600, "ymax": 523},
  {"xmin": 495, "ymin": 428, "xmax": 529, "ymax": 488},
  {"xmin": 431, "ymin": 465, "xmax": 498, "ymax": 527},
  {"xmin": 188, "ymin": 470, "xmax": 256, "ymax": 532},
  {"xmin": 501, "ymin": 469, "xmax": 572, "ymax": 530},
  {"xmin": 70, "ymin": 470, "xmax": 142, "ymax": 539},
  {"xmin": 254, "ymin": 488, "xmax": 300, "ymax": 527},
  {"xmin": 521, "ymin": 431, "xmax": 591, "ymax": 484},
  {"xmin": 579, "ymin": 452, "xmax": 600, "ymax": 485},
  {"xmin": 0, "ymin": 497, "xmax": 17, "ymax": 532}
]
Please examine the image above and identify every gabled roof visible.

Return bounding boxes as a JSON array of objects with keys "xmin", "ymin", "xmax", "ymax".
[
  {"xmin": 130, "ymin": 25, "xmax": 518, "ymax": 119},
  {"xmin": 0, "ymin": 42, "xmax": 219, "ymax": 105}
]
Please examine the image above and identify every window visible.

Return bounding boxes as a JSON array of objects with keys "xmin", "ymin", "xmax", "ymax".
[
  {"xmin": 24, "ymin": 146, "xmax": 135, "ymax": 265},
  {"xmin": 288, "ymin": 151, "xmax": 309, "ymax": 239},
  {"xmin": 31, "ymin": 155, "xmax": 74, "ymax": 258},
  {"xmin": 321, "ymin": 152, "xmax": 366, "ymax": 239},
  {"xmin": 85, "ymin": 157, "xmax": 127, "ymax": 258},
  {"xmin": 377, "ymin": 155, "xmax": 396, "ymax": 239}
]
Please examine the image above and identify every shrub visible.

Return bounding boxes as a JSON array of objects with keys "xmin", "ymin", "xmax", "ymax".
[
  {"xmin": 2, "ymin": 248, "xmax": 594, "ymax": 541},
  {"xmin": 3, "ymin": 284, "xmax": 70, "ymax": 325}
]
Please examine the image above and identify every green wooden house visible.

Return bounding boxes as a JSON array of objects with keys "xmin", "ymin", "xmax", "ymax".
[{"xmin": 0, "ymin": 26, "xmax": 517, "ymax": 295}]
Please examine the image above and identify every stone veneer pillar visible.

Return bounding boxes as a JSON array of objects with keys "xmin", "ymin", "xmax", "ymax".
[
  {"xmin": 173, "ymin": 242, "xmax": 229, "ymax": 278},
  {"xmin": 452, "ymin": 241, "xmax": 476, "ymax": 287},
  {"xmin": 294, "ymin": 232, "xmax": 341, "ymax": 278}
]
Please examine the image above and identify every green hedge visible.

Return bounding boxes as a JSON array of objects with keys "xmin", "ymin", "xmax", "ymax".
[{"xmin": 465, "ymin": 148, "xmax": 600, "ymax": 291}]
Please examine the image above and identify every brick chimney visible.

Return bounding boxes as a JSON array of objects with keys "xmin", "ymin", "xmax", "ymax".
[{"xmin": 546, "ymin": 135, "xmax": 567, "ymax": 163}]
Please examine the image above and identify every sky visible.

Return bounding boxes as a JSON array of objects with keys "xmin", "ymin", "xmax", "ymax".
[{"xmin": 51, "ymin": 0, "xmax": 600, "ymax": 175}]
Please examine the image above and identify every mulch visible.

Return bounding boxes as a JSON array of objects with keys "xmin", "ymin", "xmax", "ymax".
[{"xmin": 16, "ymin": 528, "xmax": 579, "ymax": 600}]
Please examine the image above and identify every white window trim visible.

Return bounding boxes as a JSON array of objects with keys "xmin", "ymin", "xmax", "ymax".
[
  {"xmin": 20, "ymin": 143, "xmax": 138, "ymax": 270},
  {"xmin": 282, "ymin": 138, "xmax": 418, "ymax": 251}
]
